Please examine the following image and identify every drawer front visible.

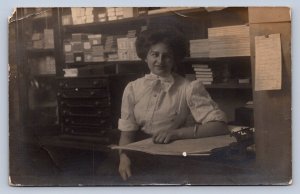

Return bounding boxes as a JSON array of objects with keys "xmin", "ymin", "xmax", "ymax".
[
  {"xmin": 58, "ymin": 88, "xmax": 109, "ymax": 98},
  {"xmin": 62, "ymin": 125, "xmax": 110, "ymax": 137},
  {"xmin": 58, "ymin": 78, "xmax": 109, "ymax": 89},
  {"xmin": 63, "ymin": 115, "xmax": 111, "ymax": 127},
  {"xmin": 59, "ymin": 98, "xmax": 110, "ymax": 107},
  {"xmin": 61, "ymin": 107, "xmax": 111, "ymax": 117}
]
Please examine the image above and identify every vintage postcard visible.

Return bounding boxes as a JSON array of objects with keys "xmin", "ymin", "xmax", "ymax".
[{"xmin": 8, "ymin": 7, "xmax": 291, "ymax": 186}]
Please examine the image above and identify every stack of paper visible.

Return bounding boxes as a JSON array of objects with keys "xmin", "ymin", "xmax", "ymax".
[
  {"xmin": 208, "ymin": 25, "xmax": 250, "ymax": 58},
  {"xmin": 192, "ymin": 64, "xmax": 213, "ymax": 85}
]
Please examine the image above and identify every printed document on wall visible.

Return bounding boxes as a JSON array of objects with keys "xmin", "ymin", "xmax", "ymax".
[{"xmin": 255, "ymin": 33, "xmax": 282, "ymax": 91}]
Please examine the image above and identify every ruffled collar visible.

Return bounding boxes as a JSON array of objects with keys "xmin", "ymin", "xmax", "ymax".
[{"xmin": 144, "ymin": 73, "xmax": 175, "ymax": 92}]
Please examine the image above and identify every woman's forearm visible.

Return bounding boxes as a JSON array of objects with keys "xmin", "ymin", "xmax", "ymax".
[
  {"xmin": 118, "ymin": 131, "xmax": 136, "ymax": 180},
  {"xmin": 119, "ymin": 131, "xmax": 136, "ymax": 154},
  {"xmin": 176, "ymin": 121, "xmax": 229, "ymax": 140}
]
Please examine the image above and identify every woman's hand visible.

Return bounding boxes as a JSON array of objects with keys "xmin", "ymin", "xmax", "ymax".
[
  {"xmin": 152, "ymin": 129, "xmax": 179, "ymax": 144},
  {"xmin": 119, "ymin": 153, "xmax": 132, "ymax": 181}
]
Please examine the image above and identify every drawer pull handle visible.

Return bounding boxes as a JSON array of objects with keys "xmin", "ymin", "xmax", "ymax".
[{"xmin": 93, "ymin": 80, "xmax": 100, "ymax": 85}]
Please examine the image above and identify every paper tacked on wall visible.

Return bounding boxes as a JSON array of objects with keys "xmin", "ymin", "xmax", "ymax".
[{"xmin": 255, "ymin": 33, "xmax": 282, "ymax": 91}]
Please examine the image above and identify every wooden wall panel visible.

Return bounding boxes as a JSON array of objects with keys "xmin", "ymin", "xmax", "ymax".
[
  {"xmin": 249, "ymin": 7, "xmax": 291, "ymax": 23},
  {"xmin": 249, "ymin": 7, "xmax": 291, "ymax": 183}
]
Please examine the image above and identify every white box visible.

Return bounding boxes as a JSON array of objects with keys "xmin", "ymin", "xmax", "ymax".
[
  {"xmin": 123, "ymin": 8, "xmax": 135, "ymax": 18},
  {"xmin": 85, "ymin": 8, "xmax": 94, "ymax": 15},
  {"xmin": 64, "ymin": 43, "xmax": 72, "ymax": 52},
  {"xmin": 107, "ymin": 12, "xmax": 116, "ymax": 17},
  {"xmin": 108, "ymin": 16, "xmax": 117, "ymax": 21},
  {"xmin": 83, "ymin": 41, "xmax": 92, "ymax": 50}
]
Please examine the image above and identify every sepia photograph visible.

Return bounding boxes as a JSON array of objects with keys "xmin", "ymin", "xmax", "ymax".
[{"xmin": 8, "ymin": 7, "xmax": 291, "ymax": 186}]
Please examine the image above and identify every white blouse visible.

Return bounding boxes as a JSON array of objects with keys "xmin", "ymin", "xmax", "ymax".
[{"xmin": 118, "ymin": 73, "xmax": 227, "ymax": 135}]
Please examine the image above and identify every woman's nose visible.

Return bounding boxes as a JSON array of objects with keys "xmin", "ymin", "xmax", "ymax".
[{"xmin": 156, "ymin": 55, "xmax": 163, "ymax": 65}]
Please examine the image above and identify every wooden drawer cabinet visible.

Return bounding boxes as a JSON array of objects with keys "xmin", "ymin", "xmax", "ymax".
[{"xmin": 57, "ymin": 76, "xmax": 112, "ymax": 140}]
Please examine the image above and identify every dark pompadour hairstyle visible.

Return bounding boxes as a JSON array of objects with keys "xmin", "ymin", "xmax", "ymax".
[{"xmin": 135, "ymin": 27, "xmax": 189, "ymax": 61}]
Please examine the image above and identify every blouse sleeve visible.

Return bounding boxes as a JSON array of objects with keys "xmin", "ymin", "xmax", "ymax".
[
  {"xmin": 186, "ymin": 80, "xmax": 227, "ymax": 124},
  {"xmin": 118, "ymin": 82, "xmax": 139, "ymax": 132}
]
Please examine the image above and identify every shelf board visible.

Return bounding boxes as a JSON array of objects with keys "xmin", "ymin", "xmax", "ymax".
[
  {"xmin": 62, "ymin": 8, "xmax": 206, "ymax": 33},
  {"xmin": 30, "ymin": 101, "xmax": 57, "ymax": 109},
  {"xmin": 205, "ymin": 83, "xmax": 252, "ymax": 89},
  {"xmin": 146, "ymin": 7, "xmax": 206, "ymax": 18},
  {"xmin": 63, "ymin": 16, "xmax": 147, "ymax": 33},
  {"xmin": 32, "ymin": 74, "xmax": 56, "ymax": 78},
  {"xmin": 31, "ymin": 9, "xmax": 53, "ymax": 21},
  {"xmin": 64, "ymin": 60, "xmax": 143, "ymax": 67},
  {"xmin": 183, "ymin": 56, "xmax": 251, "ymax": 63},
  {"xmin": 65, "ymin": 57, "xmax": 251, "ymax": 66},
  {"xmin": 26, "ymin": 48, "xmax": 55, "ymax": 55},
  {"xmin": 38, "ymin": 135, "xmax": 111, "ymax": 151}
]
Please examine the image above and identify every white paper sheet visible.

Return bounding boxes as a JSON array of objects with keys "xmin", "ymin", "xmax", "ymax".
[
  {"xmin": 112, "ymin": 135, "xmax": 236, "ymax": 156},
  {"xmin": 255, "ymin": 33, "xmax": 282, "ymax": 91}
]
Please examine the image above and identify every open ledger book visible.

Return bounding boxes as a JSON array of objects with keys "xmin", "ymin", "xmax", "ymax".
[{"xmin": 112, "ymin": 134, "xmax": 237, "ymax": 156}]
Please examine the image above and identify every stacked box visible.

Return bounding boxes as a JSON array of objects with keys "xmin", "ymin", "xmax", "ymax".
[
  {"xmin": 44, "ymin": 29, "xmax": 55, "ymax": 49},
  {"xmin": 30, "ymin": 56, "xmax": 56, "ymax": 75},
  {"xmin": 63, "ymin": 68, "xmax": 78, "ymax": 77},
  {"xmin": 123, "ymin": 8, "xmax": 136, "ymax": 18},
  {"xmin": 71, "ymin": 8, "xmax": 95, "ymax": 25},
  {"xmin": 91, "ymin": 45, "xmax": 105, "ymax": 62},
  {"xmin": 94, "ymin": 8, "xmax": 107, "ymax": 22},
  {"xmin": 208, "ymin": 25, "xmax": 250, "ymax": 57},
  {"xmin": 116, "ymin": 37, "xmax": 139, "ymax": 61},
  {"xmin": 84, "ymin": 52, "xmax": 93, "ymax": 62},
  {"xmin": 71, "ymin": 8, "xmax": 85, "ymax": 25},
  {"xmin": 105, "ymin": 35, "xmax": 118, "ymax": 61},
  {"xmin": 115, "ymin": 7, "xmax": 124, "ymax": 20},
  {"xmin": 110, "ymin": 7, "xmax": 137, "ymax": 20},
  {"xmin": 62, "ymin": 15, "xmax": 73, "ymax": 25},
  {"xmin": 104, "ymin": 36, "xmax": 115, "ymax": 52},
  {"xmin": 88, "ymin": 34, "xmax": 102, "ymax": 45},
  {"xmin": 30, "ymin": 29, "xmax": 54, "ymax": 49},
  {"xmin": 88, "ymin": 34, "xmax": 105, "ymax": 62},
  {"xmin": 137, "ymin": 8, "xmax": 148, "ymax": 16},
  {"xmin": 189, "ymin": 39, "xmax": 209, "ymax": 58},
  {"xmin": 107, "ymin": 7, "xmax": 117, "ymax": 21},
  {"xmin": 83, "ymin": 41, "xmax": 92, "ymax": 51},
  {"xmin": 64, "ymin": 33, "xmax": 88, "ymax": 63},
  {"xmin": 64, "ymin": 33, "xmax": 106, "ymax": 63},
  {"xmin": 64, "ymin": 41, "xmax": 72, "ymax": 52},
  {"xmin": 85, "ymin": 8, "xmax": 94, "ymax": 23},
  {"xmin": 31, "ymin": 33, "xmax": 44, "ymax": 49},
  {"xmin": 65, "ymin": 53, "xmax": 75, "ymax": 63},
  {"xmin": 74, "ymin": 52, "xmax": 84, "ymax": 62},
  {"xmin": 117, "ymin": 37, "xmax": 129, "ymax": 60},
  {"xmin": 72, "ymin": 33, "xmax": 88, "ymax": 42},
  {"xmin": 115, "ymin": 29, "xmax": 139, "ymax": 61},
  {"xmin": 72, "ymin": 42, "xmax": 84, "ymax": 52},
  {"xmin": 69, "ymin": 7, "xmax": 137, "ymax": 24}
]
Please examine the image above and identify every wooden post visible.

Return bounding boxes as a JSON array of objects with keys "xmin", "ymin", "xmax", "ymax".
[{"xmin": 249, "ymin": 7, "xmax": 292, "ymax": 183}]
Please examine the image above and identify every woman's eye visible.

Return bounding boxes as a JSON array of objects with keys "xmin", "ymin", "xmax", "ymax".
[{"xmin": 151, "ymin": 53, "xmax": 159, "ymax": 57}]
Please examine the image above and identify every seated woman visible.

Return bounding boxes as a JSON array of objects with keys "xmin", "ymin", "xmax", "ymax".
[{"xmin": 118, "ymin": 27, "xmax": 228, "ymax": 180}]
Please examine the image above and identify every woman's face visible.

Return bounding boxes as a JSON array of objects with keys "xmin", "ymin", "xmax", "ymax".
[{"xmin": 145, "ymin": 42, "xmax": 174, "ymax": 77}]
